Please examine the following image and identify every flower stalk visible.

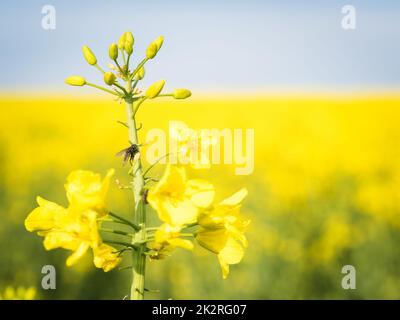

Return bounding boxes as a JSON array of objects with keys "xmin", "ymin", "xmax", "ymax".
[{"xmin": 125, "ymin": 79, "xmax": 147, "ymax": 300}]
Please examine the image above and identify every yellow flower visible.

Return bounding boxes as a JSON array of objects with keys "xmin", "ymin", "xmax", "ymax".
[
  {"xmin": 195, "ymin": 188, "xmax": 249, "ymax": 279},
  {"xmin": 25, "ymin": 170, "xmax": 120, "ymax": 271},
  {"xmin": 148, "ymin": 224, "xmax": 193, "ymax": 260},
  {"xmin": 42, "ymin": 209, "xmax": 100, "ymax": 267},
  {"xmin": 147, "ymin": 165, "xmax": 215, "ymax": 226},
  {"xmin": 26, "ymin": 198, "xmax": 98, "ymax": 265},
  {"xmin": 169, "ymin": 121, "xmax": 217, "ymax": 169},
  {"xmin": 93, "ymin": 243, "xmax": 122, "ymax": 272},
  {"xmin": 0, "ymin": 286, "xmax": 37, "ymax": 300},
  {"xmin": 65, "ymin": 169, "xmax": 114, "ymax": 217}
]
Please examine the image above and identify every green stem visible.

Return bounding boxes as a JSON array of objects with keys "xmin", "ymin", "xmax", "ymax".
[
  {"xmin": 86, "ymin": 83, "xmax": 120, "ymax": 96},
  {"xmin": 129, "ymin": 58, "xmax": 149, "ymax": 80},
  {"xmin": 155, "ymin": 94, "xmax": 174, "ymax": 98},
  {"xmin": 125, "ymin": 79, "xmax": 147, "ymax": 300},
  {"xmin": 114, "ymin": 59, "xmax": 124, "ymax": 75},
  {"xmin": 184, "ymin": 222, "xmax": 199, "ymax": 229},
  {"xmin": 142, "ymin": 152, "xmax": 173, "ymax": 179},
  {"xmin": 104, "ymin": 240, "xmax": 138, "ymax": 250},
  {"xmin": 126, "ymin": 54, "xmax": 131, "ymax": 71},
  {"xmin": 99, "ymin": 228, "xmax": 133, "ymax": 237},
  {"xmin": 99, "ymin": 217, "xmax": 137, "ymax": 229},
  {"xmin": 131, "ymin": 80, "xmax": 139, "ymax": 91},
  {"xmin": 113, "ymin": 82, "xmax": 128, "ymax": 95},
  {"xmin": 121, "ymin": 49, "xmax": 126, "ymax": 65},
  {"xmin": 95, "ymin": 64, "xmax": 106, "ymax": 74},
  {"xmin": 146, "ymin": 227, "xmax": 159, "ymax": 232},
  {"xmin": 119, "ymin": 265, "xmax": 133, "ymax": 271},
  {"xmin": 117, "ymin": 120, "xmax": 129, "ymax": 128},
  {"xmin": 108, "ymin": 212, "xmax": 140, "ymax": 231},
  {"xmin": 180, "ymin": 233, "xmax": 195, "ymax": 238}
]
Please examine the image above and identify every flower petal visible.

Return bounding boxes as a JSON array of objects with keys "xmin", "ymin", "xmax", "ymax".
[
  {"xmin": 217, "ymin": 237, "xmax": 244, "ymax": 279},
  {"xmin": 196, "ymin": 228, "xmax": 228, "ymax": 254},
  {"xmin": 148, "ymin": 165, "xmax": 186, "ymax": 197},
  {"xmin": 65, "ymin": 169, "xmax": 114, "ymax": 216},
  {"xmin": 43, "ymin": 230, "xmax": 80, "ymax": 251},
  {"xmin": 25, "ymin": 197, "xmax": 67, "ymax": 232},
  {"xmin": 186, "ymin": 179, "xmax": 215, "ymax": 208},
  {"xmin": 169, "ymin": 238, "xmax": 194, "ymax": 250},
  {"xmin": 66, "ymin": 242, "xmax": 90, "ymax": 266},
  {"xmin": 219, "ymin": 188, "xmax": 248, "ymax": 206}
]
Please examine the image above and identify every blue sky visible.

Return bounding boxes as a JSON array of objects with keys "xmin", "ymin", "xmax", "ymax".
[{"xmin": 1, "ymin": 0, "xmax": 400, "ymax": 92}]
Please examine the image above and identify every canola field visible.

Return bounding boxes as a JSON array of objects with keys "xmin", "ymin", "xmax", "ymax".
[{"xmin": 0, "ymin": 94, "xmax": 400, "ymax": 299}]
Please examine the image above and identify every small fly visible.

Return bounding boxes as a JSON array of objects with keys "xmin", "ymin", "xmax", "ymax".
[{"xmin": 116, "ymin": 143, "xmax": 140, "ymax": 165}]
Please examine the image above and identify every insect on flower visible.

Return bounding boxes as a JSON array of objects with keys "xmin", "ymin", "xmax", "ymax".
[{"xmin": 116, "ymin": 143, "xmax": 140, "ymax": 165}]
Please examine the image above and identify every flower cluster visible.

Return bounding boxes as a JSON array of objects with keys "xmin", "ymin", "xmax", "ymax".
[
  {"xmin": 25, "ymin": 169, "xmax": 121, "ymax": 272},
  {"xmin": 147, "ymin": 165, "xmax": 250, "ymax": 279},
  {"xmin": 65, "ymin": 31, "xmax": 191, "ymax": 104}
]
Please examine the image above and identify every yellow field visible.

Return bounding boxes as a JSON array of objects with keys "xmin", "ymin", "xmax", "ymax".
[{"xmin": 1, "ymin": 94, "xmax": 400, "ymax": 299}]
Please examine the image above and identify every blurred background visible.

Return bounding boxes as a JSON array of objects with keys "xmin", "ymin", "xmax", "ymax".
[{"xmin": 1, "ymin": 0, "xmax": 400, "ymax": 299}]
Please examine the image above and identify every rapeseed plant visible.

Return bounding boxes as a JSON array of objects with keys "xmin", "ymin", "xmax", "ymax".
[{"xmin": 25, "ymin": 31, "xmax": 249, "ymax": 299}]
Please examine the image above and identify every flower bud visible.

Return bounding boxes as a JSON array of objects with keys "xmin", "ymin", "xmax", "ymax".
[
  {"xmin": 118, "ymin": 33, "xmax": 126, "ymax": 49},
  {"xmin": 123, "ymin": 31, "xmax": 134, "ymax": 55},
  {"xmin": 109, "ymin": 43, "xmax": 118, "ymax": 60},
  {"xmin": 173, "ymin": 89, "xmax": 191, "ymax": 99},
  {"xmin": 124, "ymin": 41, "xmax": 133, "ymax": 55},
  {"xmin": 125, "ymin": 31, "xmax": 134, "ymax": 46},
  {"xmin": 146, "ymin": 36, "xmax": 163, "ymax": 59},
  {"xmin": 145, "ymin": 80, "xmax": 165, "ymax": 98},
  {"xmin": 103, "ymin": 72, "xmax": 116, "ymax": 86},
  {"xmin": 65, "ymin": 76, "xmax": 86, "ymax": 86},
  {"xmin": 82, "ymin": 46, "xmax": 97, "ymax": 65},
  {"xmin": 135, "ymin": 66, "xmax": 145, "ymax": 80},
  {"xmin": 146, "ymin": 43, "xmax": 158, "ymax": 59},
  {"xmin": 154, "ymin": 35, "xmax": 164, "ymax": 50}
]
